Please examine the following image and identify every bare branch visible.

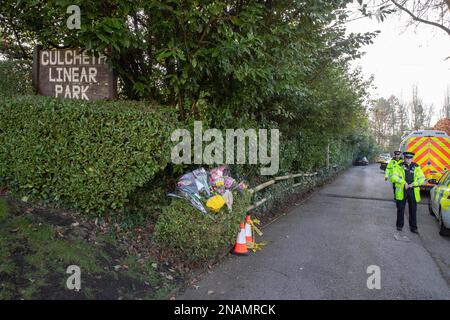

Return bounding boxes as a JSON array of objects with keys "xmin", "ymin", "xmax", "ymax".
[
  {"xmin": 390, "ymin": 0, "xmax": 450, "ymax": 36},
  {"xmin": 445, "ymin": 0, "xmax": 450, "ymax": 11}
]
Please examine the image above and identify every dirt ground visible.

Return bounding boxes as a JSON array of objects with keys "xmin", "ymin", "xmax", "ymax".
[
  {"xmin": 0, "ymin": 193, "xmax": 181, "ymax": 299},
  {"xmin": 0, "ymin": 170, "xmax": 341, "ymax": 300}
]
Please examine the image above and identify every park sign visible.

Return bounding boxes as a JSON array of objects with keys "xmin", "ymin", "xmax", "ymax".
[{"xmin": 32, "ymin": 46, "xmax": 117, "ymax": 100}]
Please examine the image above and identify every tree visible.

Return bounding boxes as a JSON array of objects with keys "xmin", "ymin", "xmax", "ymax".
[
  {"xmin": 390, "ymin": 0, "xmax": 450, "ymax": 36},
  {"xmin": 396, "ymin": 99, "xmax": 410, "ymax": 140},
  {"xmin": 409, "ymin": 85, "xmax": 433, "ymax": 130},
  {"xmin": 356, "ymin": 0, "xmax": 450, "ymax": 36},
  {"xmin": 370, "ymin": 97, "xmax": 391, "ymax": 148},
  {"xmin": 0, "ymin": 0, "xmax": 379, "ymax": 172},
  {"xmin": 0, "ymin": 1, "xmax": 378, "ymax": 121},
  {"xmin": 440, "ymin": 86, "xmax": 450, "ymax": 119},
  {"xmin": 434, "ymin": 117, "xmax": 450, "ymax": 135},
  {"xmin": 369, "ymin": 95, "xmax": 405, "ymax": 150}
]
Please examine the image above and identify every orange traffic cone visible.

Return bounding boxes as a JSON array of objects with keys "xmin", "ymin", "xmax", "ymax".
[
  {"xmin": 245, "ymin": 215, "xmax": 253, "ymax": 244},
  {"xmin": 233, "ymin": 222, "xmax": 249, "ymax": 256}
]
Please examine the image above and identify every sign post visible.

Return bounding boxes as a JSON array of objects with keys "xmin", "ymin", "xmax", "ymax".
[{"xmin": 33, "ymin": 47, "xmax": 117, "ymax": 100}]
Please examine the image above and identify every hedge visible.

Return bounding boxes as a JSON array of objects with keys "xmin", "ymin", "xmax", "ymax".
[
  {"xmin": 154, "ymin": 189, "xmax": 252, "ymax": 264},
  {"xmin": 0, "ymin": 95, "xmax": 178, "ymax": 213}
]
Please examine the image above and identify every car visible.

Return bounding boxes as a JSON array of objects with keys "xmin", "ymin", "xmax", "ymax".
[
  {"xmin": 377, "ymin": 153, "xmax": 391, "ymax": 171},
  {"xmin": 353, "ymin": 156, "xmax": 369, "ymax": 166},
  {"xmin": 429, "ymin": 171, "xmax": 450, "ymax": 237},
  {"xmin": 377, "ymin": 153, "xmax": 391, "ymax": 163},
  {"xmin": 379, "ymin": 157, "xmax": 390, "ymax": 171}
]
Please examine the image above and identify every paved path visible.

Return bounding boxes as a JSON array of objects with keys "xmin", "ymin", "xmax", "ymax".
[{"xmin": 179, "ymin": 164, "xmax": 450, "ymax": 299}]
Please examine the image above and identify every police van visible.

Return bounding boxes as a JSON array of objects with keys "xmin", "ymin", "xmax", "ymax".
[{"xmin": 399, "ymin": 130, "xmax": 450, "ymax": 190}]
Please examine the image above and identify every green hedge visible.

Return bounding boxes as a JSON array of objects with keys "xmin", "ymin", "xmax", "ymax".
[
  {"xmin": 0, "ymin": 95, "xmax": 178, "ymax": 213},
  {"xmin": 154, "ymin": 190, "xmax": 252, "ymax": 264}
]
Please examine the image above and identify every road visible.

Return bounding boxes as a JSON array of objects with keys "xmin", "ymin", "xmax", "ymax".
[{"xmin": 178, "ymin": 164, "xmax": 450, "ymax": 299}]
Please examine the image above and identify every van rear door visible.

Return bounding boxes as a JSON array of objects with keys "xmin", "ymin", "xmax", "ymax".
[{"xmin": 406, "ymin": 136, "xmax": 450, "ymax": 186}]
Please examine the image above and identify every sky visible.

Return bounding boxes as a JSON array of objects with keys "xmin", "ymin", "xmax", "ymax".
[{"xmin": 345, "ymin": 4, "xmax": 450, "ymax": 124}]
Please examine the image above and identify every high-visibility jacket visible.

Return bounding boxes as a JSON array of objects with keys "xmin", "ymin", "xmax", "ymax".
[
  {"xmin": 390, "ymin": 162, "xmax": 425, "ymax": 202},
  {"xmin": 385, "ymin": 159, "xmax": 402, "ymax": 180}
]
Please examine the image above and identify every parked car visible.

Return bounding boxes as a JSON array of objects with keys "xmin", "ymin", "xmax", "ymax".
[
  {"xmin": 429, "ymin": 171, "xmax": 450, "ymax": 237},
  {"xmin": 377, "ymin": 153, "xmax": 391, "ymax": 163},
  {"xmin": 377, "ymin": 153, "xmax": 391, "ymax": 171},
  {"xmin": 353, "ymin": 156, "xmax": 369, "ymax": 166}
]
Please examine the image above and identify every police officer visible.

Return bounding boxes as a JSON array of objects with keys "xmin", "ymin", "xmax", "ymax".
[
  {"xmin": 385, "ymin": 151, "xmax": 403, "ymax": 199},
  {"xmin": 390, "ymin": 152, "xmax": 425, "ymax": 233}
]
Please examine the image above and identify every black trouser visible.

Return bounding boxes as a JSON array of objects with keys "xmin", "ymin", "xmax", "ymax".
[
  {"xmin": 396, "ymin": 188, "xmax": 417, "ymax": 230},
  {"xmin": 392, "ymin": 183, "xmax": 396, "ymax": 199}
]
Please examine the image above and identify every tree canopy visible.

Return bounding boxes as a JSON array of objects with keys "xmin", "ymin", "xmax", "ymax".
[{"xmin": 0, "ymin": 0, "xmax": 381, "ymax": 168}]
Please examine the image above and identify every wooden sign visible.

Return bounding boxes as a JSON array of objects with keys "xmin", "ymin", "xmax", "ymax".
[{"xmin": 32, "ymin": 46, "xmax": 117, "ymax": 100}]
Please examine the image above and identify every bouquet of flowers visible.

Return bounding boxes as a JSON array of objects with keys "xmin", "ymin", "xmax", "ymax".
[{"xmin": 168, "ymin": 165, "xmax": 248, "ymax": 217}]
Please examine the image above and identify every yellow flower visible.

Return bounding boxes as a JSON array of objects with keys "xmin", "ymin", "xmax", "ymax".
[
  {"xmin": 215, "ymin": 180, "xmax": 224, "ymax": 187},
  {"xmin": 206, "ymin": 195, "xmax": 225, "ymax": 213}
]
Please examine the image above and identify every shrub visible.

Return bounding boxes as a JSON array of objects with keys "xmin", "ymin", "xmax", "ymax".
[
  {"xmin": 0, "ymin": 95, "xmax": 178, "ymax": 213},
  {"xmin": 154, "ymin": 190, "xmax": 252, "ymax": 264},
  {"xmin": 0, "ymin": 60, "xmax": 33, "ymax": 97}
]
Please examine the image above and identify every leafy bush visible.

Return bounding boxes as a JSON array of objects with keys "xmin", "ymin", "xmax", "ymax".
[
  {"xmin": 0, "ymin": 60, "xmax": 33, "ymax": 97},
  {"xmin": 0, "ymin": 95, "xmax": 178, "ymax": 213},
  {"xmin": 116, "ymin": 174, "xmax": 172, "ymax": 229},
  {"xmin": 154, "ymin": 190, "xmax": 252, "ymax": 264}
]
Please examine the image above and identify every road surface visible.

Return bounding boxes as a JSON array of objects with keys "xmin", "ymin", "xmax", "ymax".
[{"xmin": 179, "ymin": 164, "xmax": 450, "ymax": 299}]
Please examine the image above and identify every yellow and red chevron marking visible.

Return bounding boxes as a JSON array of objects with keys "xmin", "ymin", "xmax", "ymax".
[
  {"xmin": 430, "ymin": 140, "xmax": 450, "ymax": 160},
  {"xmin": 437, "ymin": 137, "xmax": 450, "ymax": 150},
  {"xmin": 428, "ymin": 146, "xmax": 449, "ymax": 169},
  {"xmin": 407, "ymin": 138, "xmax": 428, "ymax": 165},
  {"xmin": 406, "ymin": 137, "xmax": 450, "ymax": 180},
  {"xmin": 408, "ymin": 137, "xmax": 427, "ymax": 153}
]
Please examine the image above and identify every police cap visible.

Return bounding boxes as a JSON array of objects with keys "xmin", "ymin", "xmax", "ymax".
[{"xmin": 403, "ymin": 151, "xmax": 415, "ymax": 159}]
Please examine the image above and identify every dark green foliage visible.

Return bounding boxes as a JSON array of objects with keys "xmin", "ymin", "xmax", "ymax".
[
  {"xmin": 0, "ymin": 95, "xmax": 178, "ymax": 213},
  {"xmin": 117, "ymin": 175, "xmax": 172, "ymax": 229},
  {"xmin": 154, "ymin": 190, "xmax": 252, "ymax": 264},
  {"xmin": 0, "ymin": 0, "xmax": 383, "ymax": 266},
  {"xmin": 0, "ymin": 1, "xmax": 380, "ymax": 169},
  {"xmin": 0, "ymin": 60, "xmax": 33, "ymax": 97}
]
